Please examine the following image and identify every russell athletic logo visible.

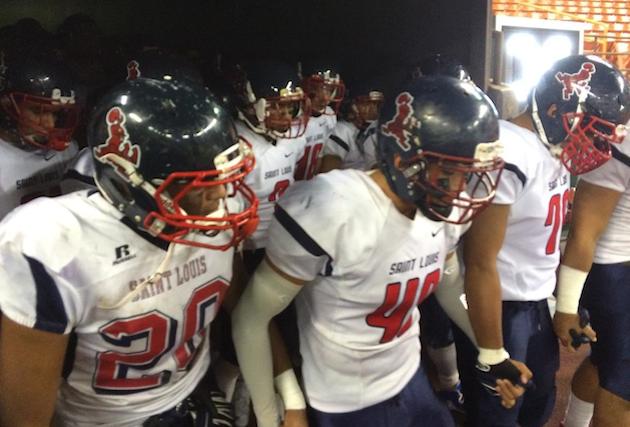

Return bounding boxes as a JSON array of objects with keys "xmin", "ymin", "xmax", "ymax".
[
  {"xmin": 555, "ymin": 62, "xmax": 596, "ymax": 101},
  {"xmin": 381, "ymin": 92, "xmax": 422, "ymax": 151}
]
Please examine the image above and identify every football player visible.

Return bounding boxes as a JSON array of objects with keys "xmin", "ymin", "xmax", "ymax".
[
  {"xmin": 0, "ymin": 54, "xmax": 81, "ymax": 218},
  {"xmin": 319, "ymin": 76, "xmax": 384, "ymax": 173},
  {"xmin": 0, "ymin": 78, "xmax": 260, "ymax": 426},
  {"xmin": 232, "ymin": 75, "xmax": 505, "ymax": 427},
  {"xmin": 553, "ymin": 86, "xmax": 630, "ymax": 426},
  {"xmin": 456, "ymin": 54, "xmax": 630, "ymax": 427},
  {"xmin": 411, "ymin": 53, "xmax": 472, "ymax": 413},
  {"xmin": 294, "ymin": 63, "xmax": 343, "ymax": 180},
  {"xmin": 236, "ymin": 61, "xmax": 309, "ymax": 270}
]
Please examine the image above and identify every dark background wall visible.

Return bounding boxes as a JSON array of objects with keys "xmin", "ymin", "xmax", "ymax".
[{"xmin": 1, "ymin": 0, "xmax": 492, "ymax": 90}]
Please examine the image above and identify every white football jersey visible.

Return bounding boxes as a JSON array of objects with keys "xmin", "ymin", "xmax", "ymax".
[
  {"xmin": 580, "ymin": 136, "xmax": 630, "ymax": 263},
  {"xmin": 237, "ymin": 121, "xmax": 305, "ymax": 250},
  {"xmin": 59, "ymin": 147, "xmax": 96, "ymax": 194},
  {"xmin": 0, "ymin": 191, "xmax": 234, "ymax": 426},
  {"xmin": 266, "ymin": 169, "xmax": 449, "ymax": 412},
  {"xmin": 322, "ymin": 120, "xmax": 378, "ymax": 171},
  {"xmin": 361, "ymin": 121, "xmax": 379, "ymax": 170},
  {"xmin": 294, "ymin": 109, "xmax": 337, "ymax": 180},
  {"xmin": 0, "ymin": 137, "xmax": 78, "ymax": 219},
  {"xmin": 492, "ymin": 121, "xmax": 570, "ymax": 301}
]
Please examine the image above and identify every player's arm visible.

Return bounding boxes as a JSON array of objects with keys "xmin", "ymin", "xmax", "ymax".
[
  {"xmin": 0, "ymin": 315, "xmax": 69, "ymax": 427},
  {"xmin": 232, "ymin": 257, "xmax": 306, "ymax": 427},
  {"xmin": 463, "ymin": 203, "xmax": 532, "ymax": 407},
  {"xmin": 318, "ymin": 154, "xmax": 343, "ymax": 173},
  {"xmin": 554, "ymin": 180, "xmax": 622, "ymax": 349},
  {"xmin": 224, "ymin": 252, "xmax": 304, "ymax": 422},
  {"xmin": 433, "ymin": 251, "xmax": 477, "ymax": 345}
]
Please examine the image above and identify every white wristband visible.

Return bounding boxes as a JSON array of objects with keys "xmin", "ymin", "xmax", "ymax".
[
  {"xmin": 556, "ymin": 264, "xmax": 589, "ymax": 314},
  {"xmin": 478, "ymin": 347, "xmax": 510, "ymax": 365},
  {"xmin": 274, "ymin": 369, "xmax": 306, "ymax": 410}
]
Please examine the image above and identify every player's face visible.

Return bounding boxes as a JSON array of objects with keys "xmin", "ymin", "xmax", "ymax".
[
  {"xmin": 267, "ymin": 100, "xmax": 296, "ymax": 132},
  {"xmin": 311, "ymin": 84, "xmax": 333, "ymax": 113},
  {"xmin": 166, "ymin": 181, "xmax": 227, "ymax": 217},
  {"xmin": 354, "ymin": 99, "xmax": 380, "ymax": 126},
  {"xmin": 425, "ymin": 161, "xmax": 468, "ymax": 207},
  {"xmin": 19, "ymin": 101, "xmax": 57, "ymax": 141}
]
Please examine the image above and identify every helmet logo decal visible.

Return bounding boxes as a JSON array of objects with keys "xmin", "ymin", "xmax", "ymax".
[
  {"xmin": 127, "ymin": 60, "xmax": 140, "ymax": 80},
  {"xmin": 94, "ymin": 107, "xmax": 141, "ymax": 174},
  {"xmin": 381, "ymin": 92, "xmax": 421, "ymax": 151},
  {"xmin": 555, "ymin": 62, "xmax": 596, "ymax": 101}
]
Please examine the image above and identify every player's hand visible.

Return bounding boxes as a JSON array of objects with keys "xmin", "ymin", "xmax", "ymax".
[
  {"xmin": 475, "ymin": 358, "xmax": 533, "ymax": 409},
  {"xmin": 282, "ymin": 409, "xmax": 308, "ymax": 427},
  {"xmin": 553, "ymin": 308, "xmax": 596, "ymax": 352}
]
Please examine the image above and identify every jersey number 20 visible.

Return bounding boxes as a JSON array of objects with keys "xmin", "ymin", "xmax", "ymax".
[{"xmin": 93, "ymin": 278, "xmax": 227, "ymax": 394}]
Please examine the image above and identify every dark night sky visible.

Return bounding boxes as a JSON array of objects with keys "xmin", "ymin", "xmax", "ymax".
[{"xmin": 2, "ymin": 0, "xmax": 492, "ymax": 91}]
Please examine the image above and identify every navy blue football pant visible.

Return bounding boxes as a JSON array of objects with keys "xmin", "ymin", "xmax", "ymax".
[
  {"xmin": 453, "ymin": 299, "xmax": 559, "ymax": 427},
  {"xmin": 582, "ymin": 262, "xmax": 630, "ymax": 401},
  {"xmin": 307, "ymin": 366, "xmax": 455, "ymax": 427},
  {"xmin": 420, "ymin": 294, "xmax": 455, "ymax": 349}
]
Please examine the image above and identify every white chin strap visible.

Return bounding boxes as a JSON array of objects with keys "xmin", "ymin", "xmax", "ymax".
[{"xmin": 98, "ymin": 242, "xmax": 176, "ymax": 309}]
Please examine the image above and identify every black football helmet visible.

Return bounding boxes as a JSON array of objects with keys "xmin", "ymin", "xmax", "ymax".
[
  {"xmin": 531, "ymin": 54, "xmax": 630, "ymax": 174},
  {"xmin": 341, "ymin": 77, "xmax": 385, "ymax": 129},
  {"xmin": 238, "ymin": 62, "xmax": 310, "ymax": 139},
  {"xmin": 378, "ymin": 76, "xmax": 504, "ymax": 224},
  {"xmin": 300, "ymin": 62, "xmax": 345, "ymax": 115},
  {"xmin": 0, "ymin": 55, "xmax": 80, "ymax": 150},
  {"xmin": 125, "ymin": 49, "xmax": 204, "ymax": 86},
  {"xmin": 88, "ymin": 78, "xmax": 259, "ymax": 250},
  {"xmin": 413, "ymin": 53, "xmax": 471, "ymax": 81}
]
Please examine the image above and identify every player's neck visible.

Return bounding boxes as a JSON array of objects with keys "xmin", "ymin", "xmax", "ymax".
[
  {"xmin": 509, "ymin": 112, "xmax": 535, "ymax": 132},
  {"xmin": 370, "ymin": 169, "xmax": 416, "ymax": 219}
]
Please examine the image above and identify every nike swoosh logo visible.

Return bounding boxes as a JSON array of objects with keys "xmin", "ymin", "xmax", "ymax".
[
  {"xmin": 432, "ymin": 227, "xmax": 443, "ymax": 237},
  {"xmin": 284, "ymin": 153, "xmax": 293, "ymax": 158}
]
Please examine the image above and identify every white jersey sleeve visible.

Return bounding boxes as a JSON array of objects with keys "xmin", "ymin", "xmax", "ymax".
[
  {"xmin": 491, "ymin": 121, "xmax": 530, "ymax": 204},
  {"xmin": 266, "ymin": 174, "xmax": 369, "ymax": 281},
  {"xmin": 580, "ymin": 141, "xmax": 630, "ymax": 263}
]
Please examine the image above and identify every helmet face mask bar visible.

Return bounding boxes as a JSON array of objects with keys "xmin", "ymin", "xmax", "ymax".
[
  {"xmin": 395, "ymin": 145, "xmax": 504, "ymax": 224},
  {"xmin": 556, "ymin": 111, "xmax": 626, "ymax": 175},
  {"xmin": 146, "ymin": 139, "xmax": 259, "ymax": 250}
]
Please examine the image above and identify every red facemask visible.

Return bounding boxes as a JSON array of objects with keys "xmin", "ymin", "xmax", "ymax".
[
  {"xmin": 558, "ymin": 112, "xmax": 627, "ymax": 175},
  {"xmin": 2, "ymin": 92, "xmax": 80, "ymax": 150},
  {"xmin": 145, "ymin": 140, "xmax": 260, "ymax": 251}
]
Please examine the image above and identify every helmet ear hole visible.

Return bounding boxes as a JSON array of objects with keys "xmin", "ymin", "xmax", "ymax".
[{"xmin": 546, "ymin": 104, "xmax": 558, "ymax": 118}]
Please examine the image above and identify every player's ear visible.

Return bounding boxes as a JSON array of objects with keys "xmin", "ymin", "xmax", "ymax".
[{"xmin": 546, "ymin": 103, "xmax": 558, "ymax": 118}]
